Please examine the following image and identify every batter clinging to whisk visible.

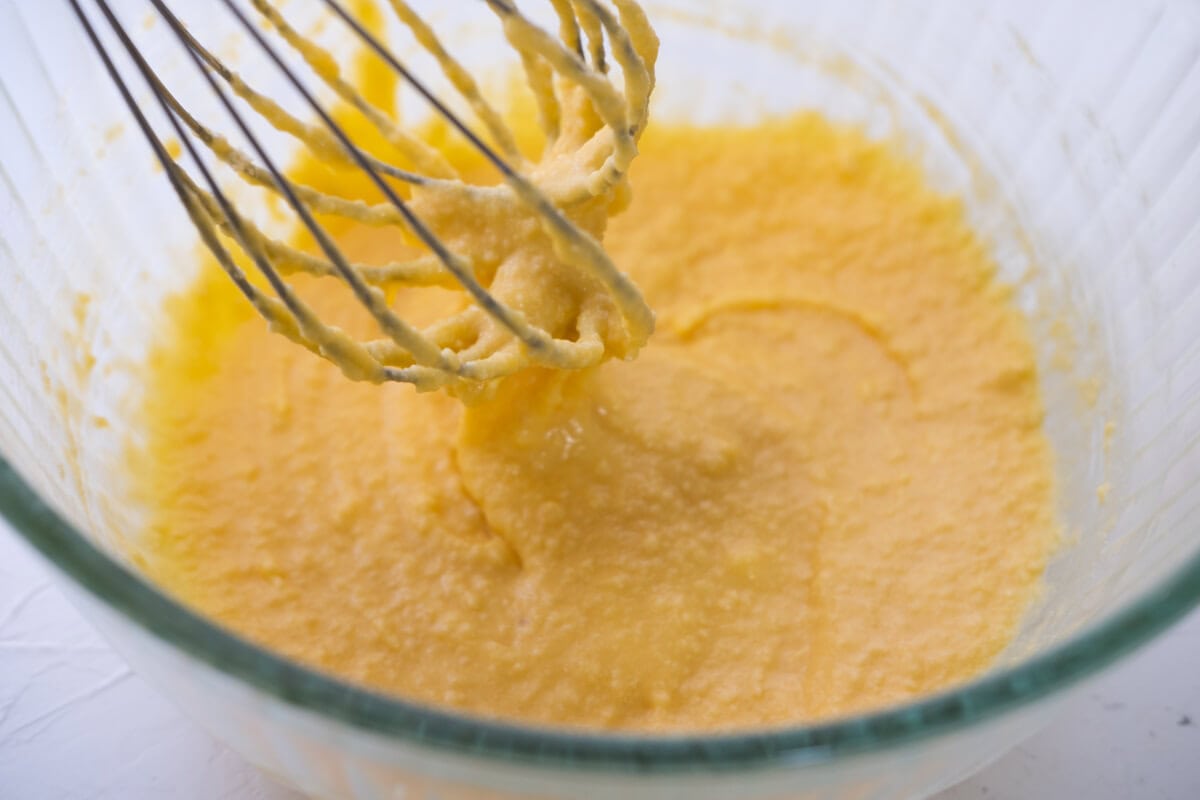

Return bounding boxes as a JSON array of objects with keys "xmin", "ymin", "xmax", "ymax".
[{"xmin": 77, "ymin": 0, "xmax": 657, "ymax": 397}]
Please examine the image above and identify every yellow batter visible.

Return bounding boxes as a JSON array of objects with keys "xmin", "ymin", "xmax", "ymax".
[{"xmin": 134, "ymin": 112, "xmax": 1058, "ymax": 730}]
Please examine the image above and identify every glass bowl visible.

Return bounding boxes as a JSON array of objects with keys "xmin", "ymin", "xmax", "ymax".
[{"xmin": 3, "ymin": 1, "xmax": 1200, "ymax": 797}]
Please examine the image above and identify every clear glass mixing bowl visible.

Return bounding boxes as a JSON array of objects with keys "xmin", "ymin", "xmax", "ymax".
[{"xmin": 2, "ymin": 1, "xmax": 1200, "ymax": 797}]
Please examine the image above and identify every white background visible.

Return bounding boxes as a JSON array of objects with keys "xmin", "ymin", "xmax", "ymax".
[{"xmin": 2, "ymin": 521, "xmax": 1198, "ymax": 800}]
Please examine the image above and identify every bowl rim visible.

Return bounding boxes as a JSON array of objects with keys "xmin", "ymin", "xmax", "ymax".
[{"xmin": 3, "ymin": 456, "xmax": 1200, "ymax": 773}]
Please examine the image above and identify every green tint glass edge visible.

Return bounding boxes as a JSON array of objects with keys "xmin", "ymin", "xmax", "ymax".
[{"xmin": 3, "ymin": 455, "xmax": 1200, "ymax": 773}]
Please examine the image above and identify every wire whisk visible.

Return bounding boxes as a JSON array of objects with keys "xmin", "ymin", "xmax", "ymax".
[{"xmin": 67, "ymin": 0, "xmax": 658, "ymax": 395}]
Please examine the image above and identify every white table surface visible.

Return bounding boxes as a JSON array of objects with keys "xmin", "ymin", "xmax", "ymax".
[{"xmin": 2, "ymin": 521, "xmax": 1198, "ymax": 800}]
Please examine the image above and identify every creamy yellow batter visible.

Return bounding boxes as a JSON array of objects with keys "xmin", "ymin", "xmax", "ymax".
[{"xmin": 134, "ymin": 111, "xmax": 1057, "ymax": 730}]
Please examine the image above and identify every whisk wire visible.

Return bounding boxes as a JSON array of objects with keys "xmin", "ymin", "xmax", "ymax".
[
  {"xmin": 74, "ymin": 0, "xmax": 284, "ymax": 321},
  {"xmin": 151, "ymin": 0, "xmax": 460, "ymax": 380},
  {"xmin": 171, "ymin": 24, "xmax": 430, "ymax": 185},
  {"xmin": 68, "ymin": 0, "xmax": 658, "ymax": 391},
  {"xmin": 211, "ymin": 0, "xmax": 562, "ymax": 363},
  {"xmin": 383, "ymin": 0, "xmax": 524, "ymax": 161},
  {"xmin": 320, "ymin": 0, "xmax": 521, "ymax": 182},
  {"xmin": 81, "ymin": 0, "xmax": 370, "ymax": 374},
  {"xmin": 247, "ymin": 0, "xmax": 457, "ymax": 181},
  {"xmin": 326, "ymin": 0, "xmax": 653, "ymax": 342}
]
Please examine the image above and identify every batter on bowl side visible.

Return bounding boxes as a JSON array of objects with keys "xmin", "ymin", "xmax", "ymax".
[{"xmin": 131, "ymin": 113, "xmax": 1058, "ymax": 731}]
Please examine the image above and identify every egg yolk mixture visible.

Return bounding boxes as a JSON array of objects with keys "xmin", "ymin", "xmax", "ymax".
[{"xmin": 133, "ymin": 113, "xmax": 1058, "ymax": 730}]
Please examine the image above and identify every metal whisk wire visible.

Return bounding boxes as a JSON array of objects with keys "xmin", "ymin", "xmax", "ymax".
[{"xmin": 66, "ymin": 0, "xmax": 656, "ymax": 393}]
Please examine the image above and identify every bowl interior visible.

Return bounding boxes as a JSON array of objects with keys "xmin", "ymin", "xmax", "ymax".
[{"xmin": 2, "ymin": 0, "xmax": 1200, "ymax": 747}]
